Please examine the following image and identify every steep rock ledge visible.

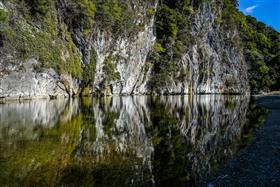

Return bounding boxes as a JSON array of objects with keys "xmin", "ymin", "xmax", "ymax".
[
  {"xmin": 0, "ymin": 59, "xmax": 79, "ymax": 100},
  {"xmin": 0, "ymin": 0, "xmax": 158, "ymax": 99},
  {"xmin": 91, "ymin": 19, "xmax": 156, "ymax": 95},
  {"xmin": 180, "ymin": 2, "xmax": 249, "ymax": 94},
  {"xmin": 0, "ymin": 0, "xmax": 259, "ymax": 99},
  {"xmin": 146, "ymin": 1, "xmax": 249, "ymax": 94}
]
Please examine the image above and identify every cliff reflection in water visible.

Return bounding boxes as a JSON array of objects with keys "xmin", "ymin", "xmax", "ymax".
[{"xmin": 0, "ymin": 95, "xmax": 267, "ymax": 187}]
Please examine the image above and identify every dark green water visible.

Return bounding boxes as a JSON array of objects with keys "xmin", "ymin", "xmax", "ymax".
[{"xmin": 0, "ymin": 95, "xmax": 267, "ymax": 187}]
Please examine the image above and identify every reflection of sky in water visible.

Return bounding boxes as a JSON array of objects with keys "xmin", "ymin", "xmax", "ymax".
[{"xmin": 0, "ymin": 95, "xmax": 265, "ymax": 186}]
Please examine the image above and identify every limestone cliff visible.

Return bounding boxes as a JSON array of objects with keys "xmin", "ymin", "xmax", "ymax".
[
  {"xmin": 0, "ymin": 0, "xmax": 258, "ymax": 99},
  {"xmin": 153, "ymin": 2, "xmax": 249, "ymax": 94}
]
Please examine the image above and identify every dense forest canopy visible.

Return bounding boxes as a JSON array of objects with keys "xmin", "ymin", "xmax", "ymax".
[{"xmin": 239, "ymin": 15, "xmax": 280, "ymax": 92}]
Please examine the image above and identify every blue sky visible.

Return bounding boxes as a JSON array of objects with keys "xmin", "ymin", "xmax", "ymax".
[{"xmin": 238, "ymin": 0, "xmax": 280, "ymax": 31}]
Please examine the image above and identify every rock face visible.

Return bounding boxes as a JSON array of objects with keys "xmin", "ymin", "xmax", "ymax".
[
  {"xmin": 0, "ymin": 59, "xmax": 79, "ymax": 100},
  {"xmin": 87, "ymin": 1, "xmax": 249, "ymax": 95},
  {"xmin": 0, "ymin": 0, "xmax": 250, "ymax": 99},
  {"xmin": 159, "ymin": 2, "xmax": 249, "ymax": 94},
  {"xmin": 91, "ymin": 21, "xmax": 155, "ymax": 95}
]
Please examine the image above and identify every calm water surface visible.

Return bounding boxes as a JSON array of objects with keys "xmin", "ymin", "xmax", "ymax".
[{"xmin": 0, "ymin": 95, "xmax": 267, "ymax": 187}]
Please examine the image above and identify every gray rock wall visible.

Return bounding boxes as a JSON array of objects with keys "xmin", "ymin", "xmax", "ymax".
[
  {"xmin": 90, "ymin": 1, "xmax": 249, "ymax": 95},
  {"xmin": 0, "ymin": 0, "xmax": 250, "ymax": 99},
  {"xmin": 146, "ymin": 2, "xmax": 249, "ymax": 94},
  {"xmin": 0, "ymin": 59, "xmax": 79, "ymax": 100}
]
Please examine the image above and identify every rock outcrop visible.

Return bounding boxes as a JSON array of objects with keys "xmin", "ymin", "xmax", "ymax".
[
  {"xmin": 87, "ymin": 0, "xmax": 249, "ymax": 95},
  {"xmin": 0, "ymin": 59, "xmax": 79, "ymax": 100},
  {"xmin": 0, "ymin": 0, "xmax": 251, "ymax": 99},
  {"xmin": 91, "ymin": 22, "xmax": 156, "ymax": 95},
  {"xmin": 157, "ymin": 2, "xmax": 249, "ymax": 94}
]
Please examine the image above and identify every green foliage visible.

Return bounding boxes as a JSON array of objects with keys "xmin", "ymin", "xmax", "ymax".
[
  {"xmin": 64, "ymin": 39, "xmax": 83, "ymax": 78},
  {"xmin": 0, "ymin": 9, "xmax": 8, "ymax": 22},
  {"xmin": 96, "ymin": 0, "xmax": 134, "ymax": 37},
  {"xmin": 0, "ymin": 10, "xmax": 9, "ymax": 48},
  {"xmin": 149, "ymin": 0, "xmax": 193, "ymax": 92},
  {"xmin": 221, "ymin": 0, "xmax": 240, "ymax": 29},
  {"xmin": 78, "ymin": 0, "xmax": 96, "ymax": 18},
  {"xmin": 76, "ymin": 0, "xmax": 96, "ymax": 31},
  {"xmin": 147, "ymin": 7, "xmax": 156, "ymax": 17},
  {"xmin": 220, "ymin": 0, "xmax": 279, "ymax": 93},
  {"xmin": 238, "ymin": 15, "xmax": 280, "ymax": 92},
  {"xmin": 156, "ymin": 5, "xmax": 179, "ymax": 38},
  {"xmin": 23, "ymin": 0, "xmax": 51, "ymax": 16},
  {"xmin": 154, "ymin": 42, "xmax": 166, "ymax": 53},
  {"xmin": 0, "ymin": 1, "xmax": 83, "ymax": 78},
  {"xmin": 103, "ymin": 56, "xmax": 120, "ymax": 83},
  {"xmin": 100, "ymin": 0, "xmax": 122, "ymax": 27},
  {"xmin": 83, "ymin": 49, "xmax": 97, "ymax": 85}
]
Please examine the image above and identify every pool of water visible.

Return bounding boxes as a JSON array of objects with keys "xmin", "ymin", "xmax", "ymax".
[{"xmin": 0, "ymin": 95, "xmax": 267, "ymax": 186}]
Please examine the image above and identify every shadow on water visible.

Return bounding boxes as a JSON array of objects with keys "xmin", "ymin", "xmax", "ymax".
[{"xmin": 0, "ymin": 95, "xmax": 268, "ymax": 187}]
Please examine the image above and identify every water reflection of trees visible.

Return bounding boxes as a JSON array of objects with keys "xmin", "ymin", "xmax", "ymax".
[
  {"xmin": 0, "ymin": 96, "xmax": 267, "ymax": 186},
  {"xmin": 147, "ymin": 96, "xmax": 249, "ymax": 186}
]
